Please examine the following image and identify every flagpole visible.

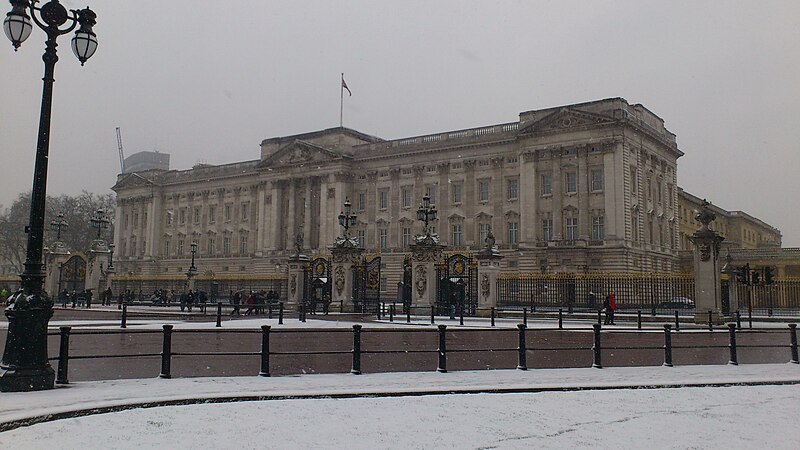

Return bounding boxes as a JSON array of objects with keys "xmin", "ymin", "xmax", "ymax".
[{"xmin": 340, "ymin": 73, "xmax": 344, "ymax": 127}]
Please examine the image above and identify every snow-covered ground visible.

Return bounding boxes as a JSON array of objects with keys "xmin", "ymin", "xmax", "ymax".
[{"xmin": 1, "ymin": 364, "xmax": 799, "ymax": 449}]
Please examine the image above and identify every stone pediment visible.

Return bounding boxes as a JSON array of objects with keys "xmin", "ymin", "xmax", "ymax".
[
  {"xmin": 520, "ymin": 108, "xmax": 615, "ymax": 134},
  {"xmin": 257, "ymin": 140, "xmax": 345, "ymax": 169},
  {"xmin": 112, "ymin": 172, "xmax": 162, "ymax": 191}
]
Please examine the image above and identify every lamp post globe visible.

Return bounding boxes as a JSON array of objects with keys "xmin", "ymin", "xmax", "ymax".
[{"xmin": 0, "ymin": 0, "xmax": 98, "ymax": 392}]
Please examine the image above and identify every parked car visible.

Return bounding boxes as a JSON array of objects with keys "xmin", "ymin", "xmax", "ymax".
[{"xmin": 660, "ymin": 297, "xmax": 695, "ymax": 309}]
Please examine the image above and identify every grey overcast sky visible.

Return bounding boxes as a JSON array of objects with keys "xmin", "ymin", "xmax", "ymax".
[{"xmin": 1, "ymin": 1, "xmax": 798, "ymax": 245}]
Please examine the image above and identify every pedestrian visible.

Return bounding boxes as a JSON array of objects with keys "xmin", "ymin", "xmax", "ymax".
[
  {"xmin": 166, "ymin": 290, "xmax": 174, "ymax": 305},
  {"xmin": 85, "ymin": 289, "xmax": 93, "ymax": 308},
  {"xmin": 104, "ymin": 286, "xmax": 113, "ymax": 306},
  {"xmin": 230, "ymin": 291, "xmax": 241, "ymax": 316},
  {"xmin": 118, "ymin": 292, "xmax": 124, "ymax": 310},
  {"xmin": 244, "ymin": 292, "xmax": 256, "ymax": 316},
  {"xmin": 186, "ymin": 289, "xmax": 195, "ymax": 312},
  {"xmin": 179, "ymin": 291, "xmax": 187, "ymax": 312},
  {"xmin": 604, "ymin": 290, "xmax": 617, "ymax": 325},
  {"xmin": 59, "ymin": 289, "xmax": 68, "ymax": 308},
  {"xmin": 71, "ymin": 289, "xmax": 77, "ymax": 308}
]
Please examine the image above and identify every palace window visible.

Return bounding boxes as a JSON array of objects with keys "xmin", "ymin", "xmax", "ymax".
[
  {"xmin": 401, "ymin": 186, "xmax": 412, "ymax": 208},
  {"xmin": 357, "ymin": 192, "xmax": 366, "ymax": 211},
  {"xmin": 507, "ymin": 178, "xmax": 518, "ymax": 201},
  {"xmin": 193, "ymin": 207, "xmax": 201, "ymax": 224},
  {"xmin": 179, "ymin": 208, "xmax": 186, "ymax": 225},
  {"xmin": 402, "ymin": 227, "xmax": 411, "ymax": 248},
  {"xmin": 163, "ymin": 240, "xmax": 170, "ymax": 257},
  {"xmin": 590, "ymin": 169, "xmax": 603, "ymax": 192},
  {"xmin": 379, "ymin": 229, "xmax": 388, "ymax": 249},
  {"xmin": 542, "ymin": 219, "xmax": 553, "ymax": 241},
  {"xmin": 207, "ymin": 238, "xmax": 215, "ymax": 255},
  {"xmin": 478, "ymin": 180, "xmax": 490, "ymax": 202},
  {"xmin": 133, "ymin": 210, "xmax": 139, "ymax": 227},
  {"xmin": 566, "ymin": 217, "xmax": 578, "ymax": 241},
  {"xmin": 507, "ymin": 222, "xmax": 519, "ymax": 245},
  {"xmin": 451, "ymin": 182, "xmax": 462, "ymax": 204},
  {"xmin": 425, "ymin": 185, "xmax": 437, "ymax": 205},
  {"xmin": 479, "ymin": 223, "xmax": 491, "ymax": 244},
  {"xmin": 208, "ymin": 205, "xmax": 216, "ymax": 224},
  {"xmin": 357, "ymin": 230, "xmax": 365, "ymax": 247},
  {"xmin": 177, "ymin": 240, "xmax": 184, "ymax": 257},
  {"xmin": 241, "ymin": 202, "xmax": 249, "ymax": 221},
  {"xmin": 130, "ymin": 237, "xmax": 137, "ymax": 256},
  {"xmin": 592, "ymin": 216, "xmax": 605, "ymax": 240},
  {"xmin": 165, "ymin": 210, "xmax": 173, "ymax": 226},
  {"xmin": 565, "ymin": 172, "xmax": 577, "ymax": 194},
  {"xmin": 224, "ymin": 204, "xmax": 232, "ymax": 222},
  {"xmin": 451, "ymin": 224, "xmax": 462, "ymax": 246},
  {"xmin": 541, "ymin": 174, "xmax": 552, "ymax": 195},
  {"xmin": 379, "ymin": 190, "xmax": 389, "ymax": 210},
  {"xmin": 223, "ymin": 237, "xmax": 231, "ymax": 255},
  {"xmin": 239, "ymin": 235, "xmax": 248, "ymax": 254}
]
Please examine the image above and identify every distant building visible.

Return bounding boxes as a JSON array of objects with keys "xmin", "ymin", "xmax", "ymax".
[{"xmin": 123, "ymin": 151, "xmax": 170, "ymax": 174}]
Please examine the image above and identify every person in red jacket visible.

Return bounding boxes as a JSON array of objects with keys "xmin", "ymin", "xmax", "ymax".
[{"xmin": 604, "ymin": 290, "xmax": 617, "ymax": 325}]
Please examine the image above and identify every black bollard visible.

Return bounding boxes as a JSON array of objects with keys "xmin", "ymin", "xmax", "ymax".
[
  {"xmin": 437, "ymin": 324, "xmax": 448, "ymax": 373},
  {"xmin": 159, "ymin": 324, "xmax": 173, "ymax": 379},
  {"xmin": 789, "ymin": 324, "xmax": 799, "ymax": 364},
  {"xmin": 558, "ymin": 308, "xmax": 563, "ymax": 329},
  {"xmin": 390, "ymin": 304, "xmax": 394, "ymax": 322},
  {"xmin": 517, "ymin": 324, "xmax": 527, "ymax": 370},
  {"xmin": 300, "ymin": 302, "xmax": 306, "ymax": 323},
  {"xmin": 674, "ymin": 310, "xmax": 680, "ymax": 332},
  {"xmin": 259, "ymin": 325, "xmax": 271, "ymax": 377},
  {"xmin": 663, "ymin": 324, "xmax": 673, "ymax": 367},
  {"xmin": 351, "ymin": 325, "xmax": 362, "ymax": 375},
  {"xmin": 637, "ymin": 310, "xmax": 642, "ymax": 330},
  {"xmin": 120, "ymin": 303, "xmax": 128, "ymax": 329},
  {"xmin": 459, "ymin": 305, "xmax": 464, "ymax": 326},
  {"xmin": 377, "ymin": 303, "xmax": 382, "ymax": 321},
  {"xmin": 268, "ymin": 303, "xmax": 273, "ymax": 319},
  {"xmin": 278, "ymin": 302, "xmax": 284, "ymax": 325},
  {"xmin": 407, "ymin": 307, "xmax": 411, "ymax": 324},
  {"xmin": 592, "ymin": 323, "xmax": 603, "ymax": 369},
  {"xmin": 523, "ymin": 308, "xmax": 528, "ymax": 327},
  {"xmin": 597, "ymin": 310, "xmax": 602, "ymax": 325},
  {"xmin": 748, "ymin": 307, "xmax": 753, "ymax": 330},
  {"xmin": 736, "ymin": 310, "xmax": 742, "ymax": 330},
  {"xmin": 431, "ymin": 305, "xmax": 435, "ymax": 325},
  {"xmin": 491, "ymin": 307, "xmax": 496, "ymax": 327},
  {"xmin": 708, "ymin": 310, "xmax": 714, "ymax": 332},
  {"xmin": 56, "ymin": 326, "xmax": 71, "ymax": 385},
  {"xmin": 216, "ymin": 302, "xmax": 222, "ymax": 328},
  {"xmin": 727, "ymin": 323, "xmax": 738, "ymax": 365}
]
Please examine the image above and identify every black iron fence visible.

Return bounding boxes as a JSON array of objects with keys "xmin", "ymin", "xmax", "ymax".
[
  {"xmin": 733, "ymin": 278, "xmax": 800, "ymax": 317},
  {"xmin": 110, "ymin": 276, "xmax": 287, "ymax": 303},
  {"xmin": 497, "ymin": 272, "xmax": 695, "ymax": 314},
  {"xmin": 47, "ymin": 320, "xmax": 799, "ymax": 383}
]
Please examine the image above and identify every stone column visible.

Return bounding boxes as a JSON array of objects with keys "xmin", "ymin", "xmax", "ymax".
[
  {"xmin": 44, "ymin": 243, "xmax": 70, "ymax": 296},
  {"xmin": 410, "ymin": 238, "xmax": 445, "ymax": 307},
  {"xmin": 689, "ymin": 200, "xmax": 726, "ymax": 324},
  {"xmin": 87, "ymin": 240, "xmax": 111, "ymax": 306},
  {"xmin": 286, "ymin": 254, "xmax": 309, "ymax": 309},
  {"xmin": 475, "ymin": 251, "xmax": 503, "ymax": 310}
]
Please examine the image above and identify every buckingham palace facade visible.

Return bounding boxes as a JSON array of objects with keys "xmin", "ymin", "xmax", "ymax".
[{"xmin": 111, "ymin": 98, "xmax": 683, "ymax": 291}]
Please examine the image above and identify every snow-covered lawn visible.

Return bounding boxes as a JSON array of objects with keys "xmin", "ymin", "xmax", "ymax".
[{"xmin": 1, "ymin": 364, "xmax": 799, "ymax": 449}]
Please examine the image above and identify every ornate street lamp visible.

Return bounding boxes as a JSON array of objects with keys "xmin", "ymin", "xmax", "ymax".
[
  {"xmin": 107, "ymin": 243, "xmax": 115, "ymax": 271},
  {"xmin": 416, "ymin": 193, "xmax": 437, "ymax": 236},
  {"xmin": 49, "ymin": 211, "xmax": 68, "ymax": 240},
  {"xmin": 189, "ymin": 241, "xmax": 198, "ymax": 273},
  {"xmin": 90, "ymin": 208, "xmax": 110, "ymax": 239},
  {"xmin": 1, "ymin": 0, "xmax": 98, "ymax": 392},
  {"xmin": 337, "ymin": 198, "xmax": 357, "ymax": 238}
]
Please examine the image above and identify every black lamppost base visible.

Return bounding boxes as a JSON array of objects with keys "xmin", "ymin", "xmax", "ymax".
[{"xmin": 0, "ymin": 293, "xmax": 56, "ymax": 392}]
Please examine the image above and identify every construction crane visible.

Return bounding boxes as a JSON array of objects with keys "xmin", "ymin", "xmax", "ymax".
[{"xmin": 116, "ymin": 127, "xmax": 125, "ymax": 173}]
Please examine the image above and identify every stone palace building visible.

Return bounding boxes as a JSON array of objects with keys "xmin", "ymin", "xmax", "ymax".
[{"xmin": 112, "ymin": 98, "xmax": 686, "ymax": 292}]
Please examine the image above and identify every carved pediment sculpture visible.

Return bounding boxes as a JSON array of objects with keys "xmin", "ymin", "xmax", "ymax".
[
  {"xmin": 520, "ymin": 108, "xmax": 615, "ymax": 134},
  {"xmin": 257, "ymin": 140, "xmax": 345, "ymax": 169}
]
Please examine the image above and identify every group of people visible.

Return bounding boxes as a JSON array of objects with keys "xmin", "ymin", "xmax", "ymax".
[{"xmin": 230, "ymin": 290, "xmax": 280, "ymax": 316}]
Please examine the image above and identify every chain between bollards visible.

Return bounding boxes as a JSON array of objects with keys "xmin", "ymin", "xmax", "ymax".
[
  {"xmin": 727, "ymin": 323, "xmax": 738, "ymax": 365},
  {"xmin": 517, "ymin": 324, "xmax": 527, "ymax": 370},
  {"xmin": 259, "ymin": 325, "xmax": 271, "ymax": 377},
  {"xmin": 55, "ymin": 326, "xmax": 71, "ymax": 385},
  {"xmin": 159, "ymin": 324, "xmax": 173, "ymax": 379},
  {"xmin": 351, "ymin": 324, "xmax": 362, "ymax": 375},
  {"xmin": 663, "ymin": 324, "xmax": 673, "ymax": 367},
  {"xmin": 592, "ymin": 323, "xmax": 602, "ymax": 369}
]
